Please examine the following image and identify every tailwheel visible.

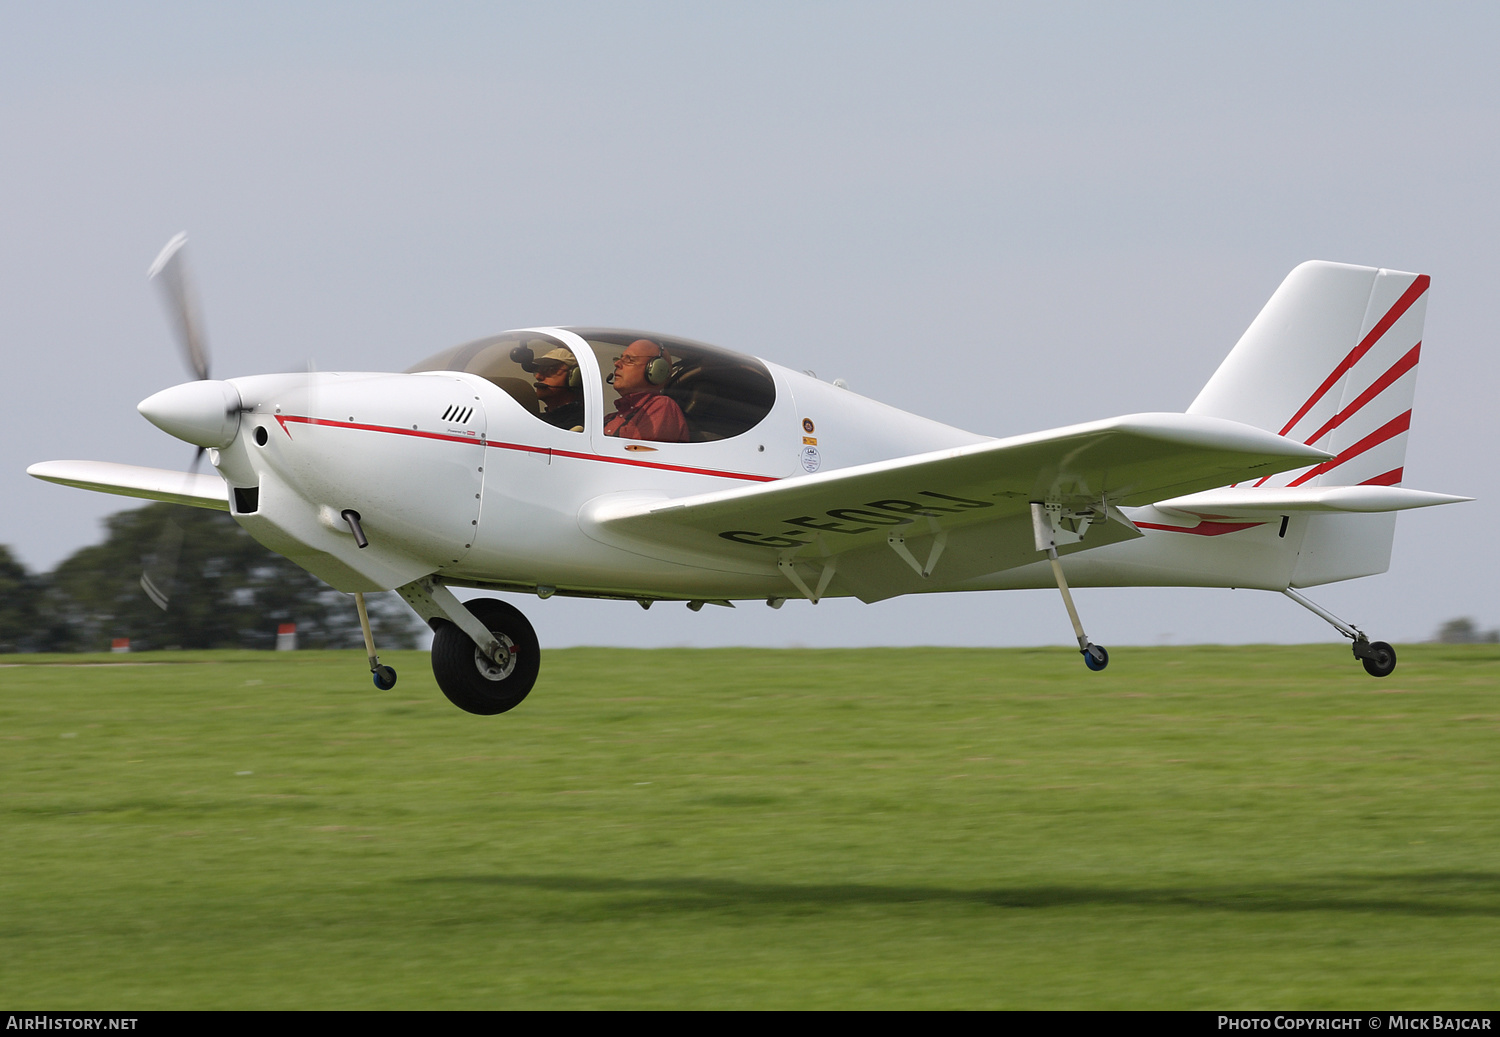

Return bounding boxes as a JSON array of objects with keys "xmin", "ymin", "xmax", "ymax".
[
  {"xmin": 1282, "ymin": 591, "xmax": 1398, "ymax": 680},
  {"xmin": 1082, "ymin": 644, "xmax": 1109, "ymax": 671},
  {"xmin": 431, "ymin": 597, "xmax": 540, "ymax": 714}
]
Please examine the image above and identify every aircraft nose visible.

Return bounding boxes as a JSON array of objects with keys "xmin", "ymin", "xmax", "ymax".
[{"xmin": 137, "ymin": 379, "xmax": 243, "ymax": 448}]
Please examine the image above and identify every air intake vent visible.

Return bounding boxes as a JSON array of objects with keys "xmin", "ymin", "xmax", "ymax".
[{"xmin": 442, "ymin": 404, "xmax": 475, "ymax": 424}]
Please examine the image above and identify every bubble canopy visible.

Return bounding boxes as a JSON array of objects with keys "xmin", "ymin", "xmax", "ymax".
[{"xmin": 407, "ymin": 328, "xmax": 777, "ymax": 442}]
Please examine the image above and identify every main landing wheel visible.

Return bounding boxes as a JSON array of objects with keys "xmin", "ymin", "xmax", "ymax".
[
  {"xmin": 431, "ymin": 598, "xmax": 540, "ymax": 715},
  {"xmin": 1359, "ymin": 640, "xmax": 1397, "ymax": 678},
  {"xmin": 1082, "ymin": 644, "xmax": 1109, "ymax": 671}
]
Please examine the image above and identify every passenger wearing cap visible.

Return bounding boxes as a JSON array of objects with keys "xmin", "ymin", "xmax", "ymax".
[{"xmin": 531, "ymin": 347, "xmax": 585, "ymax": 431}]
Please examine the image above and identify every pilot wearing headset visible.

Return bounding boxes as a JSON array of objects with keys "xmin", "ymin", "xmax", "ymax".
[{"xmin": 604, "ymin": 338, "xmax": 689, "ymax": 442}]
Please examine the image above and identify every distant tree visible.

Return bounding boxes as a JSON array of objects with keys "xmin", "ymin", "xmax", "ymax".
[
  {"xmin": 41, "ymin": 503, "xmax": 422, "ymax": 652},
  {"xmin": 0, "ymin": 545, "xmax": 45, "ymax": 652},
  {"xmin": 1435, "ymin": 617, "xmax": 1500, "ymax": 644}
]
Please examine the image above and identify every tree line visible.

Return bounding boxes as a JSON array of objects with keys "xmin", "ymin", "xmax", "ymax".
[{"xmin": 0, "ymin": 503, "xmax": 421, "ymax": 652}]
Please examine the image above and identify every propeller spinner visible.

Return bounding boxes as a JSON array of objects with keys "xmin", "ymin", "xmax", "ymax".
[{"xmin": 137, "ymin": 379, "xmax": 243, "ymax": 449}]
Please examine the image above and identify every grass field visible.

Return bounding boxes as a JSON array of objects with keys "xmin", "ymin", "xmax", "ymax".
[{"xmin": 2, "ymin": 644, "xmax": 1498, "ymax": 1009}]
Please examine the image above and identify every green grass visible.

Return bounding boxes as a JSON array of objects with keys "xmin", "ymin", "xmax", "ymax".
[{"xmin": 2, "ymin": 645, "xmax": 1498, "ymax": 1008}]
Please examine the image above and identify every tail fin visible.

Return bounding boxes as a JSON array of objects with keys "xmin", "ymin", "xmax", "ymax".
[
  {"xmin": 1189, "ymin": 261, "xmax": 1428, "ymax": 487},
  {"xmin": 1187, "ymin": 261, "xmax": 1432, "ymax": 585}
]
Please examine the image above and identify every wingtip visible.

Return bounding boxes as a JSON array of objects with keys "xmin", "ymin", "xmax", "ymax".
[{"xmin": 26, "ymin": 460, "xmax": 67, "ymax": 481}]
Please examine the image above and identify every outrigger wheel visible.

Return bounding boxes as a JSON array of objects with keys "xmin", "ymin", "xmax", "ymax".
[
  {"xmin": 1031, "ymin": 503, "xmax": 1112, "ymax": 675},
  {"xmin": 431, "ymin": 597, "xmax": 540, "ymax": 714}
]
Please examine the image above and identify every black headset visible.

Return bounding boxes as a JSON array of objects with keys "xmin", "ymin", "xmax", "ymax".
[{"xmin": 510, "ymin": 341, "xmax": 582, "ymax": 389}]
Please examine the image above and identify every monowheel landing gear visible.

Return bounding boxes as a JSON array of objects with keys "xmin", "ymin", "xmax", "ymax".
[
  {"xmin": 431, "ymin": 597, "xmax": 540, "ymax": 715},
  {"xmin": 1282, "ymin": 588, "xmax": 1398, "ymax": 678}
]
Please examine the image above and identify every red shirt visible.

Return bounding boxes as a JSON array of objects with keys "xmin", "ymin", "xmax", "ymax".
[{"xmin": 604, "ymin": 391, "xmax": 689, "ymax": 442}]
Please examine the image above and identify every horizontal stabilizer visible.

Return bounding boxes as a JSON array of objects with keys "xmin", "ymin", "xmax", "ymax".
[
  {"xmin": 27, "ymin": 460, "xmax": 229, "ymax": 511},
  {"xmin": 1156, "ymin": 485, "xmax": 1471, "ymax": 517}
]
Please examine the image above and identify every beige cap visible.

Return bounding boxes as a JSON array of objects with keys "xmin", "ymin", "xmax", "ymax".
[{"xmin": 537, "ymin": 347, "xmax": 578, "ymax": 368}]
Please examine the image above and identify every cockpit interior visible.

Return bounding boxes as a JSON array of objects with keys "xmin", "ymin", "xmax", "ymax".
[{"xmin": 407, "ymin": 328, "xmax": 777, "ymax": 443}]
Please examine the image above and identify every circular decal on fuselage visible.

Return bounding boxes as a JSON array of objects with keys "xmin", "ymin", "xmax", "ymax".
[
  {"xmin": 800, "ymin": 445, "xmax": 821, "ymax": 472},
  {"xmin": 802, "ymin": 417, "xmax": 815, "ymax": 434}
]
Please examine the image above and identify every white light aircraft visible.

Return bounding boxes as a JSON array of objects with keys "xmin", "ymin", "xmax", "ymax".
[{"xmin": 29, "ymin": 238, "xmax": 1470, "ymax": 713}]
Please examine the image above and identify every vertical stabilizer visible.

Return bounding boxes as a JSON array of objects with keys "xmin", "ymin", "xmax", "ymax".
[
  {"xmin": 1188, "ymin": 260, "xmax": 1428, "ymax": 488},
  {"xmin": 1187, "ymin": 261, "xmax": 1431, "ymax": 585}
]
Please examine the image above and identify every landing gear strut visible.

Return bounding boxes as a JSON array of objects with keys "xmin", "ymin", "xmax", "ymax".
[
  {"xmin": 1032, "ymin": 502, "xmax": 1108, "ymax": 671},
  {"xmin": 1282, "ymin": 588, "xmax": 1397, "ymax": 678},
  {"xmin": 354, "ymin": 591, "xmax": 397, "ymax": 690},
  {"xmin": 395, "ymin": 578, "xmax": 543, "ymax": 714}
]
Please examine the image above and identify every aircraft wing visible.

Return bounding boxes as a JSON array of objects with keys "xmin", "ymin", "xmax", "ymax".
[
  {"xmin": 584, "ymin": 412, "xmax": 1330, "ymax": 602},
  {"xmin": 27, "ymin": 460, "xmax": 230, "ymax": 511}
]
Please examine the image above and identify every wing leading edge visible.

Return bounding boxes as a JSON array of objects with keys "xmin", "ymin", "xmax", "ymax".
[
  {"xmin": 27, "ymin": 460, "xmax": 229, "ymax": 511},
  {"xmin": 583, "ymin": 412, "xmax": 1330, "ymax": 602}
]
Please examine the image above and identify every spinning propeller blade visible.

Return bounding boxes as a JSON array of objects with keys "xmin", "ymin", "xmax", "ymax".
[
  {"xmin": 148, "ymin": 232, "xmax": 211, "ymax": 382},
  {"xmin": 141, "ymin": 233, "xmax": 217, "ymax": 611},
  {"xmin": 140, "ymin": 512, "xmax": 186, "ymax": 610},
  {"xmin": 138, "ymin": 446, "xmax": 205, "ymax": 611}
]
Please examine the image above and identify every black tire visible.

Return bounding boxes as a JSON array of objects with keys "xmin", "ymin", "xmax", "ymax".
[
  {"xmin": 1361, "ymin": 640, "xmax": 1397, "ymax": 678},
  {"xmin": 430, "ymin": 598, "xmax": 540, "ymax": 714},
  {"xmin": 372, "ymin": 665, "xmax": 397, "ymax": 691}
]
